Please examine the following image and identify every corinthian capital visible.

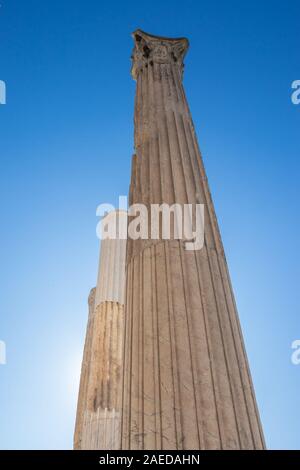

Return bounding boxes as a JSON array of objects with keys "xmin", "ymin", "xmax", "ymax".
[{"xmin": 131, "ymin": 29, "xmax": 189, "ymax": 80}]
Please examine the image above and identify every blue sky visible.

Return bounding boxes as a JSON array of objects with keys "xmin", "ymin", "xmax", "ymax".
[{"xmin": 0, "ymin": 0, "xmax": 299, "ymax": 449}]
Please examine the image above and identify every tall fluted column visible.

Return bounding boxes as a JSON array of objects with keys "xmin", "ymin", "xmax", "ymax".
[
  {"xmin": 121, "ymin": 30, "xmax": 265, "ymax": 450},
  {"xmin": 74, "ymin": 211, "xmax": 127, "ymax": 449}
]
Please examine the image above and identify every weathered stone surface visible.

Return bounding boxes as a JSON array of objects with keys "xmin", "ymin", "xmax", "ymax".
[
  {"xmin": 76, "ymin": 301, "xmax": 124, "ymax": 449},
  {"xmin": 121, "ymin": 30, "xmax": 265, "ymax": 450}
]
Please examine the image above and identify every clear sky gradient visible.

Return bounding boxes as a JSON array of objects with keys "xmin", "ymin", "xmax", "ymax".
[{"xmin": 0, "ymin": 0, "xmax": 299, "ymax": 449}]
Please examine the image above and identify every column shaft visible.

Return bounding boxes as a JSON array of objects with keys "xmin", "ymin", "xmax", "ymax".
[
  {"xmin": 74, "ymin": 211, "xmax": 126, "ymax": 449},
  {"xmin": 121, "ymin": 30, "xmax": 265, "ymax": 450}
]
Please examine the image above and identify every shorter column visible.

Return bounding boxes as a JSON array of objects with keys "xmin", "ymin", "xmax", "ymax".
[{"xmin": 74, "ymin": 210, "xmax": 127, "ymax": 449}]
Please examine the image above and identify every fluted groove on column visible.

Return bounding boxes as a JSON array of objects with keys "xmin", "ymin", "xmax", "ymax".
[
  {"xmin": 95, "ymin": 211, "xmax": 127, "ymax": 306},
  {"xmin": 74, "ymin": 288, "xmax": 96, "ymax": 449},
  {"xmin": 121, "ymin": 30, "xmax": 265, "ymax": 450}
]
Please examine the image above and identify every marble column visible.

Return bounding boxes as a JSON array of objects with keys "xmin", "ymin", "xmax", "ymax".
[
  {"xmin": 74, "ymin": 210, "xmax": 127, "ymax": 449},
  {"xmin": 121, "ymin": 30, "xmax": 265, "ymax": 450}
]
